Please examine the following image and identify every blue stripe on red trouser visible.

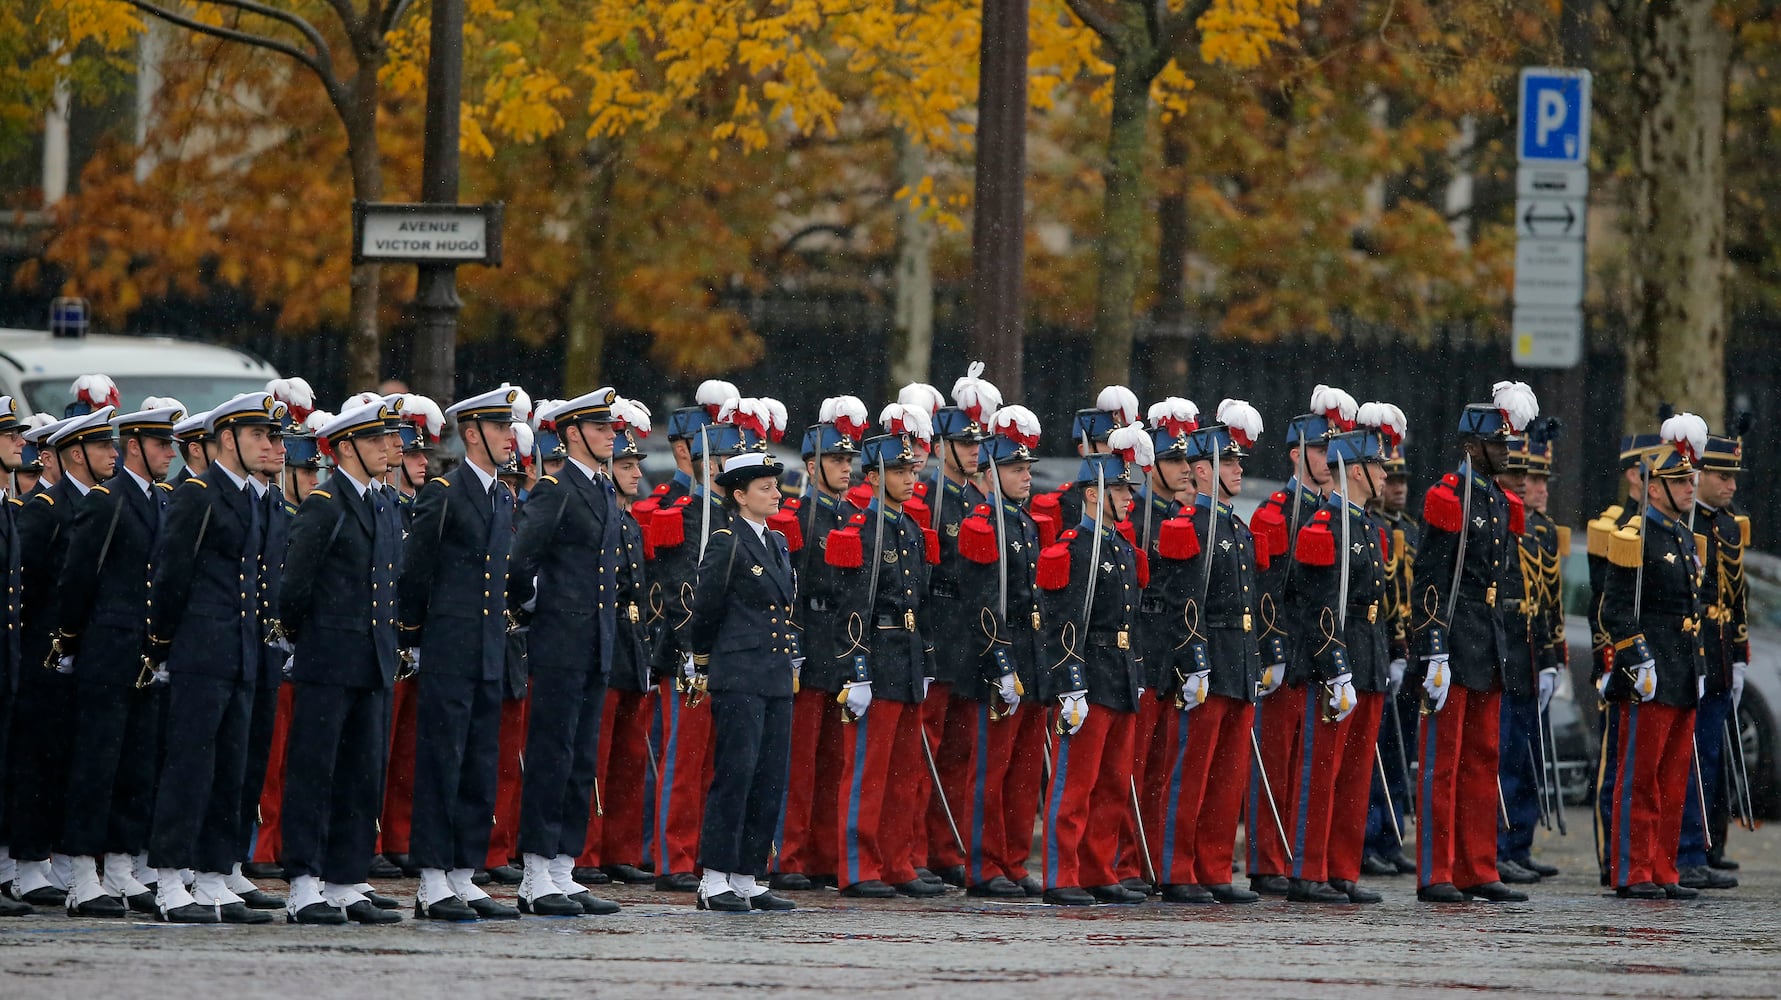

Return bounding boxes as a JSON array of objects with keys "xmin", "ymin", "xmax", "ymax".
[
  {"xmin": 1325, "ymin": 691, "xmax": 1384, "ymax": 884},
  {"xmin": 774, "ymin": 686, "xmax": 842, "ymax": 877},
  {"xmin": 1678, "ymin": 689, "xmax": 1730, "ymax": 869},
  {"xmin": 917, "ymin": 684, "xmax": 956, "ymax": 873},
  {"xmin": 1289, "ymin": 682, "xmax": 1358, "ymax": 883},
  {"xmin": 836, "ymin": 699, "xmax": 926, "ymax": 888},
  {"xmin": 576, "ymin": 686, "xmax": 653, "ymax": 870},
  {"xmin": 994, "ymin": 698, "xmax": 1049, "ymax": 882},
  {"xmin": 1114, "ymin": 691, "xmax": 1167, "ymax": 882},
  {"xmin": 1611, "ymin": 700, "xmax": 1694, "ymax": 887},
  {"xmin": 1042, "ymin": 704, "xmax": 1134, "ymax": 890},
  {"xmin": 1247, "ymin": 683, "xmax": 1305, "ymax": 878},
  {"xmin": 653, "ymin": 678, "xmax": 713, "ymax": 876},
  {"xmin": 1417, "ymin": 685, "xmax": 1501, "ymax": 889},
  {"xmin": 933, "ymin": 698, "xmax": 1019, "ymax": 886},
  {"xmin": 1140, "ymin": 694, "xmax": 1207, "ymax": 887},
  {"xmin": 1193, "ymin": 696, "xmax": 1256, "ymax": 886}
]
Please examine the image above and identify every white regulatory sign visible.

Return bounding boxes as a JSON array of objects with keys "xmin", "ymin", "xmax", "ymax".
[
  {"xmin": 1516, "ymin": 197, "xmax": 1587, "ymax": 240},
  {"xmin": 1512, "ymin": 307, "xmax": 1583, "ymax": 368},
  {"xmin": 1513, "ymin": 239, "xmax": 1585, "ymax": 308},
  {"xmin": 352, "ymin": 202, "xmax": 504, "ymax": 266},
  {"xmin": 1516, "ymin": 165, "xmax": 1588, "ymax": 199}
]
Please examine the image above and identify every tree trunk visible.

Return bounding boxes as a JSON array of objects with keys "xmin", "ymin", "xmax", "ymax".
[
  {"xmin": 1089, "ymin": 56, "xmax": 1153, "ymax": 390},
  {"xmin": 968, "ymin": 0, "xmax": 1028, "ymax": 398},
  {"xmin": 563, "ymin": 140, "xmax": 616, "ymax": 392},
  {"xmin": 886, "ymin": 130, "xmax": 934, "ymax": 399},
  {"xmin": 343, "ymin": 69, "xmax": 383, "ymax": 395},
  {"xmin": 1148, "ymin": 118, "xmax": 1190, "ymax": 394},
  {"xmin": 1624, "ymin": 0, "xmax": 1730, "ymax": 436}
]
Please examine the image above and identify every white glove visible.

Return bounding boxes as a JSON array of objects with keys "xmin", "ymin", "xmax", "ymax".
[
  {"xmin": 402, "ymin": 647, "xmax": 421, "ymax": 673},
  {"xmin": 1388, "ymin": 658, "xmax": 1407, "ymax": 693},
  {"xmin": 1595, "ymin": 671, "xmax": 1610, "ymax": 700},
  {"xmin": 1732, "ymin": 661, "xmax": 1748, "ymax": 711},
  {"xmin": 1057, "ymin": 690, "xmax": 1089, "ymax": 736},
  {"xmin": 55, "ymin": 655, "xmax": 74, "ymax": 675},
  {"xmin": 1697, "ymin": 674, "xmax": 1706, "ymax": 702},
  {"xmin": 1327, "ymin": 673, "xmax": 1358, "ymax": 723},
  {"xmin": 151, "ymin": 662, "xmax": 170, "ymax": 686},
  {"xmin": 1631, "ymin": 660, "xmax": 1657, "ymax": 702},
  {"xmin": 922, "ymin": 676, "xmax": 934, "ymax": 700},
  {"xmin": 996, "ymin": 672, "xmax": 1021, "ymax": 712},
  {"xmin": 681, "ymin": 653, "xmax": 698, "ymax": 683},
  {"xmin": 1181, "ymin": 669, "xmax": 1211, "ymax": 710},
  {"xmin": 1537, "ymin": 667, "xmax": 1559, "ymax": 712},
  {"xmin": 521, "ymin": 575, "xmax": 539, "ymax": 614},
  {"xmin": 1422, "ymin": 654, "xmax": 1452, "ymax": 713},
  {"xmin": 842, "ymin": 681, "xmax": 873, "ymax": 718},
  {"xmin": 268, "ymin": 637, "xmax": 293, "ymax": 655},
  {"xmin": 1257, "ymin": 663, "xmax": 1287, "ymax": 698},
  {"xmin": 282, "ymin": 655, "xmax": 294, "ymax": 678}
]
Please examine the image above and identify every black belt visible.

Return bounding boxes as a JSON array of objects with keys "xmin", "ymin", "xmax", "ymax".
[
  {"xmin": 1086, "ymin": 629, "xmax": 1131, "ymax": 649},
  {"xmin": 874, "ymin": 611, "xmax": 917, "ymax": 631}
]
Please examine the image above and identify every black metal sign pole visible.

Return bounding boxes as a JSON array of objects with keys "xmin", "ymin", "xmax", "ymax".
[{"xmin": 413, "ymin": 0, "xmax": 465, "ymax": 403}]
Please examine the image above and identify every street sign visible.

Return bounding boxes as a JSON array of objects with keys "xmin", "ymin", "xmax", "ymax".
[
  {"xmin": 1517, "ymin": 165, "xmax": 1588, "ymax": 199},
  {"xmin": 352, "ymin": 202, "xmax": 503, "ymax": 266},
  {"xmin": 1516, "ymin": 196, "xmax": 1587, "ymax": 240},
  {"xmin": 1518, "ymin": 68, "xmax": 1591, "ymax": 164},
  {"xmin": 1512, "ymin": 307, "xmax": 1584, "ymax": 368},
  {"xmin": 1513, "ymin": 239, "xmax": 1585, "ymax": 307}
]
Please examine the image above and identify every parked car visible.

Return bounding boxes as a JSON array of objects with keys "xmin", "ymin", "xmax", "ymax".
[{"xmin": 0, "ymin": 324, "xmax": 280, "ymax": 417}]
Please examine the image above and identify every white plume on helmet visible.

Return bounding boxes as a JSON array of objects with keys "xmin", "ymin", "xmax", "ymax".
[
  {"xmin": 761, "ymin": 397, "xmax": 787, "ymax": 442},
  {"xmin": 697, "ymin": 380, "xmax": 739, "ymax": 418},
  {"xmin": 820, "ymin": 395, "xmax": 871, "ymax": 442},
  {"xmin": 950, "ymin": 361, "xmax": 1003, "ymax": 425},
  {"xmin": 139, "ymin": 395, "xmax": 187, "ymax": 414},
  {"xmin": 511, "ymin": 421, "xmax": 534, "ymax": 460},
  {"xmin": 1108, "ymin": 420, "xmax": 1155, "ymax": 470},
  {"xmin": 300, "ymin": 410, "xmax": 332, "ymax": 435},
  {"xmin": 612, "ymin": 397, "xmax": 652, "ymax": 437},
  {"xmin": 879, "ymin": 402, "xmax": 933, "ymax": 445},
  {"xmin": 534, "ymin": 399, "xmax": 566, "ymax": 430},
  {"xmin": 987, "ymin": 405, "xmax": 1041, "ymax": 449},
  {"xmin": 403, "ymin": 394, "xmax": 445, "ymax": 442},
  {"xmin": 1309, "ymin": 384, "xmax": 1358, "ymax": 430},
  {"xmin": 1660, "ymin": 411, "xmax": 1710, "ymax": 465},
  {"xmin": 72, "ymin": 374, "xmax": 120, "ymax": 410},
  {"xmin": 1356, "ymin": 401, "xmax": 1408, "ymax": 448},
  {"xmin": 1216, "ymin": 398, "xmax": 1265, "ymax": 449},
  {"xmin": 498, "ymin": 382, "xmax": 533, "ymax": 424},
  {"xmin": 1491, "ymin": 380, "xmax": 1539, "ymax": 433},
  {"xmin": 266, "ymin": 377, "xmax": 315, "ymax": 421},
  {"xmin": 1096, "ymin": 385, "xmax": 1141, "ymax": 427},
  {"xmin": 1147, "ymin": 397, "xmax": 1199, "ymax": 439},
  {"xmin": 341, "ymin": 390, "xmax": 383, "ymax": 411},
  {"xmin": 898, "ymin": 382, "xmax": 946, "ymax": 416}
]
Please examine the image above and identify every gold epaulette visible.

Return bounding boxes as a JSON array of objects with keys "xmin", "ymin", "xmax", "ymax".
[
  {"xmin": 189, "ymin": 477, "xmax": 210, "ymax": 488},
  {"xmin": 540, "ymin": 475, "xmax": 559, "ymax": 485},
  {"xmin": 156, "ymin": 482, "xmax": 174, "ymax": 491},
  {"xmin": 6, "ymin": 497, "xmax": 19, "ymax": 507},
  {"xmin": 1694, "ymin": 532, "xmax": 1709, "ymax": 558},
  {"xmin": 1586, "ymin": 508, "xmax": 1622, "ymax": 557},
  {"xmin": 90, "ymin": 485, "xmax": 110, "ymax": 495},
  {"xmin": 34, "ymin": 493, "xmax": 53, "ymax": 505},
  {"xmin": 711, "ymin": 528, "xmax": 732, "ymax": 536},
  {"xmin": 1608, "ymin": 524, "xmax": 1642, "ymax": 569},
  {"xmin": 1556, "ymin": 525, "xmax": 1571, "ymax": 555},
  {"xmin": 430, "ymin": 476, "xmax": 451, "ymax": 487},
  {"xmin": 1736, "ymin": 515, "xmax": 1750, "ymax": 546},
  {"xmin": 309, "ymin": 490, "xmax": 333, "ymax": 500}
]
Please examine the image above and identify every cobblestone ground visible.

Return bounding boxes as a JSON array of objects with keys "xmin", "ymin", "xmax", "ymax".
[{"xmin": 2, "ymin": 809, "xmax": 1777, "ymax": 999}]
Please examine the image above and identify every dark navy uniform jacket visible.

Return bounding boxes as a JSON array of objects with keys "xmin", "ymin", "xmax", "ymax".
[
  {"xmin": 148, "ymin": 464, "xmax": 267, "ymax": 682},
  {"xmin": 689, "ymin": 521, "xmax": 798, "ymax": 698},
  {"xmin": 57, "ymin": 471, "xmax": 172, "ymax": 687},
  {"xmin": 608, "ymin": 508, "xmax": 653, "ymax": 693},
  {"xmin": 828, "ymin": 499, "xmax": 930, "ymax": 704},
  {"xmin": 1410, "ymin": 464, "xmax": 1511, "ymax": 693},
  {"xmin": 1194, "ymin": 495, "xmax": 1264, "ymax": 702},
  {"xmin": 398, "ymin": 468, "xmax": 513, "ymax": 683},
  {"xmin": 1293, "ymin": 497, "xmax": 1390, "ymax": 692},
  {"xmin": 1037, "ymin": 518, "xmax": 1142, "ymax": 713},
  {"xmin": 19, "ymin": 476, "xmax": 89, "ymax": 673},
  {"xmin": 279, "ymin": 477, "xmax": 402, "ymax": 690},
  {"xmin": 1696, "ymin": 502, "xmax": 1750, "ymax": 696},
  {"xmin": 788, "ymin": 491, "xmax": 852, "ymax": 694},
  {"xmin": 1136, "ymin": 487, "xmax": 1195, "ymax": 697},
  {"xmin": 951, "ymin": 493, "xmax": 1042, "ymax": 703},
  {"xmin": 649, "ymin": 489, "xmax": 730, "ymax": 680},
  {"xmin": 925, "ymin": 475, "xmax": 988, "ymax": 687},
  {"xmin": 1501, "ymin": 507, "xmax": 1560, "ymax": 700},
  {"xmin": 1599, "ymin": 506, "xmax": 1706, "ymax": 709},
  {"xmin": 0, "ymin": 494, "xmax": 21, "ymax": 695},
  {"xmin": 509, "ymin": 460, "xmax": 621, "ymax": 679},
  {"xmin": 1254, "ymin": 478, "xmax": 1323, "ymax": 672}
]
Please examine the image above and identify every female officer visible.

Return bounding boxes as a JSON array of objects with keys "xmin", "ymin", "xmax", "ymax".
[{"xmin": 689, "ymin": 451, "xmax": 800, "ymax": 911}]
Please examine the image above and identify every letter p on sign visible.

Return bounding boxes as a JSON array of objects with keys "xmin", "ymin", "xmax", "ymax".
[{"xmin": 1519, "ymin": 68, "xmax": 1590, "ymax": 165}]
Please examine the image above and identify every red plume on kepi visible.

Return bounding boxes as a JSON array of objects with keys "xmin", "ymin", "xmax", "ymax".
[
  {"xmin": 1147, "ymin": 397, "xmax": 1199, "ymax": 439},
  {"xmin": 820, "ymin": 395, "xmax": 871, "ymax": 443}
]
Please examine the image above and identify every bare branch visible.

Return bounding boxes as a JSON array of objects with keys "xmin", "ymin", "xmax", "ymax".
[
  {"xmin": 379, "ymin": 0, "xmax": 418, "ymax": 37},
  {"xmin": 127, "ymin": 0, "xmax": 343, "ymax": 104},
  {"xmin": 1064, "ymin": 0, "xmax": 1121, "ymax": 43},
  {"xmin": 195, "ymin": 0, "xmax": 337, "ymax": 71}
]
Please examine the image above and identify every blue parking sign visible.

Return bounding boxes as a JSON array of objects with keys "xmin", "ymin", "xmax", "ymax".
[{"xmin": 1519, "ymin": 68, "xmax": 1591, "ymax": 164}]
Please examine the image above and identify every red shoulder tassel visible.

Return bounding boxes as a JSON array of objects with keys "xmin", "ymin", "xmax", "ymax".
[
  {"xmin": 1294, "ymin": 511, "xmax": 1337, "ymax": 566},
  {"xmin": 959, "ymin": 516, "xmax": 998, "ymax": 564},
  {"xmin": 1378, "ymin": 527, "xmax": 1390, "ymax": 560},
  {"xmin": 651, "ymin": 503, "xmax": 687, "ymax": 549},
  {"xmin": 904, "ymin": 495, "xmax": 932, "ymax": 530},
  {"xmin": 768, "ymin": 508, "xmax": 803, "ymax": 552},
  {"xmin": 1157, "ymin": 516, "xmax": 1200, "ymax": 561},
  {"xmin": 825, "ymin": 526, "xmax": 863, "ymax": 568},
  {"xmin": 1504, "ymin": 490, "xmax": 1526, "ymax": 536},
  {"xmin": 845, "ymin": 483, "xmax": 874, "ymax": 509},
  {"xmin": 1133, "ymin": 547, "xmax": 1150, "ymax": 588},
  {"xmin": 922, "ymin": 526, "xmax": 940, "ymax": 565},
  {"xmin": 1253, "ymin": 536, "xmax": 1271, "ymax": 571},
  {"xmin": 633, "ymin": 496, "xmax": 661, "ymax": 520},
  {"xmin": 1031, "ymin": 512, "xmax": 1058, "ymax": 549},
  {"xmin": 1250, "ymin": 498, "xmax": 1288, "ymax": 557},
  {"xmin": 1037, "ymin": 540, "xmax": 1073, "ymax": 591},
  {"xmin": 1114, "ymin": 518, "xmax": 1136, "ymax": 546},
  {"xmin": 1422, "ymin": 475, "xmax": 1464, "ymax": 533},
  {"xmin": 1030, "ymin": 491, "xmax": 1062, "ymax": 525}
]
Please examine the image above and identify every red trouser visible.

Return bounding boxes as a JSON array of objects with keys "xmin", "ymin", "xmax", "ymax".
[
  {"xmin": 778, "ymin": 688, "xmax": 843, "ymax": 878},
  {"xmin": 1117, "ymin": 692, "xmax": 1168, "ymax": 881},
  {"xmin": 916, "ymin": 683, "xmax": 953, "ymax": 872},
  {"xmin": 1416, "ymin": 685, "xmax": 1501, "ymax": 888},
  {"xmin": 996, "ymin": 699, "xmax": 1049, "ymax": 882},
  {"xmin": 484, "ymin": 694, "xmax": 529, "ymax": 869},
  {"xmin": 1141, "ymin": 695, "xmax": 1209, "ymax": 886},
  {"xmin": 653, "ymin": 679, "xmax": 714, "ymax": 875},
  {"xmin": 1610, "ymin": 701, "xmax": 1695, "ymax": 888},
  {"xmin": 577, "ymin": 687, "xmax": 654, "ymax": 869},
  {"xmin": 1247, "ymin": 684, "xmax": 1305, "ymax": 877},
  {"xmin": 1326, "ymin": 691, "xmax": 1383, "ymax": 885},
  {"xmin": 836, "ymin": 699, "xmax": 925, "ymax": 888},
  {"xmin": 380, "ymin": 676, "xmax": 420, "ymax": 855},
  {"xmin": 1192, "ymin": 696, "xmax": 1254, "ymax": 886},
  {"xmin": 249, "ymin": 683, "xmax": 295, "ymax": 864},
  {"xmin": 934, "ymin": 697, "xmax": 1023, "ymax": 885},
  {"xmin": 1289, "ymin": 682, "xmax": 1353, "ymax": 883},
  {"xmin": 1042, "ymin": 705, "xmax": 1134, "ymax": 890}
]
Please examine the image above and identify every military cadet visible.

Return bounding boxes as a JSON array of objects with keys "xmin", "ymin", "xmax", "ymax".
[
  {"xmin": 1030, "ymin": 386, "xmax": 1138, "ymax": 539},
  {"xmin": 1599, "ymin": 413, "xmax": 1711, "ymax": 900},
  {"xmin": 277, "ymin": 401, "xmax": 405, "ymax": 925},
  {"xmin": 1362, "ymin": 438, "xmax": 1420, "ymax": 877},
  {"xmin": 400, "ymin": 387, "xmax": 522, "ymax": 921},
  {"xmin": 1409, "ymin": 381, "xmax": 1539, "ymax": 904},
  {"xmin": 922, "ymin": 365, "xmax": 1001, "ymax": 886},
  {"xmin": 1244, "ymin": 384, "xmax": 1355, "ymax": 896},
  {"xmin": 1679, "ymin": 419, "xmax": 1751, "ymax": 889},
  {"xmin": 576, "ymin": 399, "xmax": 657, "ymax": 887},
  {"xmin": 648, "ymin": 399, "xmax": 743, "ymax": 893},
  {"xmin": 1493, "ymin": 420, "xmax": 1564, "ymax": 886},
  {"xmin": 687, "ymin": 451, "xmax": 800, "ymax": 912},
  {"xmin": 770, "ymin": 396, "xmax": 867, "ymax": 893},
  {"xmin": 145, "ymin": 391, "xmax": 282, "ymax": 923},
  {"xmin": 1034, "ymin": 430, "xmax": 1150, "ymax": 906},
  {"xmin": 506, "ymin": 388, "xmax": 625, "ymax": 917},
  {"xmin": 1131, "ymin": 398, "xmax": 1203, "ymax": 900},
  {"xmin": 11, "ymin": 378, "xmax": 120, "ymax": 908},
  {"xmin": 394, "ymin": 394, "xmax": 443, "ymax": 507},
  {"xmin": 1285, "ymin": 405, "xmax": 1402, "ymax": 905},
  {"xmin": 13, "ymin": 412, "xmax": 58, "ymax": 496},
  {"xmin": 823, "ymin": 430, "xmax": 942, "ymax": 899},
  {"xmin": 928, "ymin": 405, "xmax": 1045, "ymax": 899},
  {"xmin": 54, "ymin": 400, "xmax": 183, "ymax": 917},
  {"xmin": 482, "ymin": 425, "xmax": 531, "ymax": 885},
  {"xmin": 0, "ymin": 398, "xmax": 32, "ymax": 917},
  {"xmin": 173, "ymin": 409, "xmax": 213, "ymax": 481}
]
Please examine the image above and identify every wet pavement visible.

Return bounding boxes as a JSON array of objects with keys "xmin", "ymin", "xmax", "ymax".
[{"xmin": 2, "ymin": 809, "xmax": 1776, "ymax": 998}]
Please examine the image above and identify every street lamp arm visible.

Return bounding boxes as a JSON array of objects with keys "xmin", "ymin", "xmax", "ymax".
[{"xmin": 127, "ymin": 0, "xmax": 340, "ymax": 99}]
